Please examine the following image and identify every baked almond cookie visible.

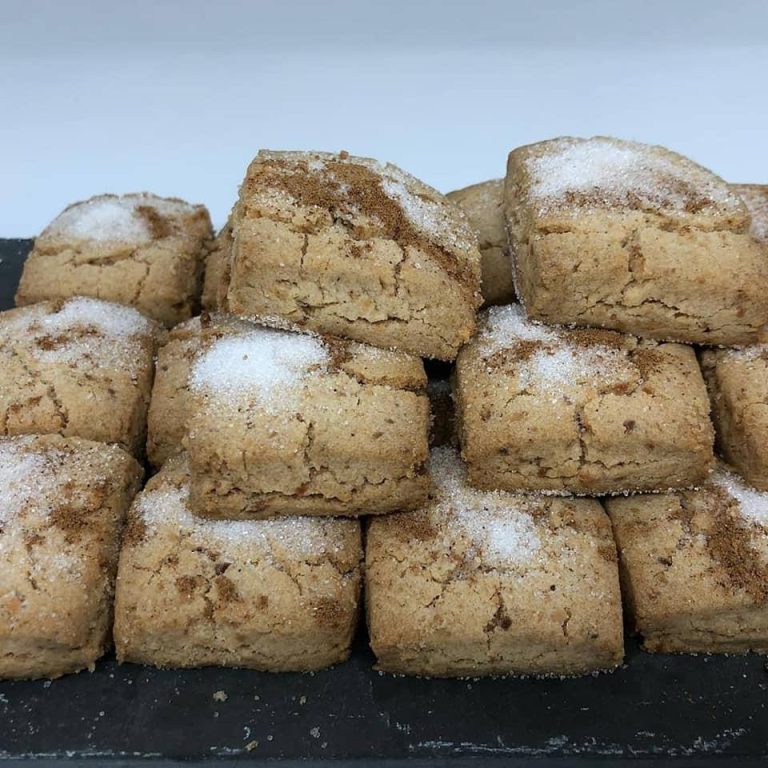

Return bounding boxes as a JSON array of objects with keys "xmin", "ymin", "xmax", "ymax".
[
  {"xmin": 114, "ymin": 456, "xmax": 362, "ymax": 671},
  {"xmin": 0, "ymin": 435, "xmax": 142, "ymax": 679},
  {"xmin": 221, "ymin": 150, "xmax": 482, "ymax": 360},
  {"xmin": 447, "ymin": 178, "xmax": 515, "ymax": 306},
  {"xmin": 607, "ymin": 465, "xmax": 768, "ymax": 654},
  {"xmin": 0, "ymin": 298, "xmax": 159, "ymax": 455},
  {"xmin": 366, "ymin": 447, "xmax": 623, "ymax": 677},
  {"xmin": 702, "ymin": 345, "xmax": 768, "ymax": 490},
  {"xmin": 201, "ymin": 221, "xmax": 232, "ymax": 311},
  {"xmin": 16, "ymin": 193, "xmax": 212, "ymax": 327},
  {"xmin": 454, "ymin": 305, "xmax": 713, "ymax": 494},
  {"xmin": 186, "ymin": 324, "xmax": 430, "ymax": 518},
  {"xmin": 505, "ymin": 137, "xmax": 768, "ymax": 345}
]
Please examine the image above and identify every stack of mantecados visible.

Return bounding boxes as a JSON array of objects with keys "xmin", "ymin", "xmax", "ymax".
[
  {"xmin": 449, "ymin": 138, "xmax": 768, "ymax": 662},
  {"xmin": 2, "ymin": 139, "xmax": 768, "ymax": 681}
]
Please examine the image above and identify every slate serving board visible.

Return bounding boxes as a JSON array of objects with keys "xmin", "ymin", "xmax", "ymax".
[{"xmin": 0, "ymin": 239, "xmax": 767, "ymax": 767}]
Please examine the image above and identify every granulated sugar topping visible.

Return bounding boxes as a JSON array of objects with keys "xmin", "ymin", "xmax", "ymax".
[
  {"xmin": 526, "ymin": 136, "xmax": 741, "ymax": 217},
  {"xmin": 40, "ymin": 297, "xmax": 152, "ymax": 339},
  {"xmin": 714, "ymin": 466, "xmax": 768, "ymax": 528},
  {"xmin": 136, "ymin": 480, "xmax": 348, "ymax": 558},
  {"xmin": 480, "ymin": 304, "xmax": 557, "ymax": 351},
  {"xmin": 0, "ymin": 438, "xmax": 51, "ymax": 523},
  {"xmin": 42, "ymin": 193, "xmax": 197, "ymax": 243},
  {"xmin": 189, "ymin": 327, "xmax": 328, "ymax": 414},
  {"xmin": 0, "ymin": 437, "xmax": 113, "ymax": 580},
  {"xmin": 0, "ymin": 298, "xmax": 153, "ymax": 372},
  {"xmin": 431, "ymin": 447, "xmax": 541, "ymax": 567},
  {"xmin": 478, "ymin": 305, "xmax": 635, "ymax": 398}
]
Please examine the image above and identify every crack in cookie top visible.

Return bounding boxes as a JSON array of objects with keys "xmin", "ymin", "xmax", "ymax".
[
  {"xmin": 429, "ymin": 446, "xmax": 541, "ymax": 567},
  {"xmin": 39, "ymin": 192, "xmax": 204, "ymax": 244},
  {"xmin": 522, "ymin": 136, "xmax": 744, "ymax": 219},
  {"xmin": 240, "ymin": 150, "xmax": 480, "ymax": 291},
  {"xmin": 0, "ymin": 297, "xmax": 155, "ymax": 375},
  {"xmin": 189, "ymin": 326, "xmax": 330, "ymax": 415},
  {"xmin": 474, "ymin": 305, "xmax": 640, "ymax": 400}
]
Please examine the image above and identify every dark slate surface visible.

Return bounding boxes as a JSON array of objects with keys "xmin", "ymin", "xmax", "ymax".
[{"xmin": 1, "ymin": 239, "xmax": 767, "ymax": 766}]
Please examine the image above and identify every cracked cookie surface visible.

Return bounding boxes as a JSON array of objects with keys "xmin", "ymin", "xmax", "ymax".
[
  {"xmin": 0, "ymin": 298, "xmax": 159, "ymax": 455},
  {"xmin": 185, "ymin": 322, "xmax": 430, "ymax": 518},
  {"xmin": 0, "ymin": 434, "xmax": 142, "ymax": 679},
  {"xmin": 220, "ymin": 150, "xmax": 482, "ymax": 360},
  {"xmin": 454, "ymin": 305, "xmax": 714, "ymax": 494},
  {"xmin": 16, "ymin": 193, "xmax": 212, "ymax": 327},
  {"xmin": 366, "ymin": 446, "xmax": 623, "ymax": 677},
  {"xmin": 505, "ymin": 137, "xmax": 768, "ymax": 344},
  {"xmin": 447, "ymin": 178, "xmax": 515, "ymax": 306},
  {"xmin": 114, "ymin": 455, "xmax": 362, "ymax": 671},
  {"xmin": 607, "ymin": 465, "xmax": 768, "ymax": 653}
]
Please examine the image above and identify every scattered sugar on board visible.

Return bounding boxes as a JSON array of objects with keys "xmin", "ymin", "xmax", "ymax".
[
  {"xmin": 43, "ymin": 193, "xmax": 195, "ymax": 243},
  {"xmin": 136, "ymin": 481, "xmax": 347, "ymax": 558},
  {"xmin": 189, "ymin": 328, "xmax": 328, "ymax": 414},
  {"xmin": 526, "ymin": 137, "xmax": 740, "ymax": 215},
  {"xmin": 714, "ymin": 467, "xmax": 768, "ymax": 528},
  {"xmin": 431, "ymin": 447, "xmax": 540, "ymax": 566}
]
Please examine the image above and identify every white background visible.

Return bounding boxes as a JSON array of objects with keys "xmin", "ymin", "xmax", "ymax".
[{"xmin": 1, "ymin": 0, "xmax": 766, "ymax": 236}]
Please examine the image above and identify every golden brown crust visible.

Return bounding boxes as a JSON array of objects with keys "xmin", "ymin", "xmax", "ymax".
[
  {"xmin": 607, "ymin": 468, "xmax": 768, "ymax": 653},
  {"xmin": 223, "ymin": 150, "xmax": 482, "ymax": 360},
  {"xmin": 114, "ymin": 456, "xmax": 362, "ymax": 671},
  {"xmin": 16, "ymin": 193, "xmax": 212, "ymax": 327},
  {"xmin": 454, "ymin": 306, "xmax": 714, "ymax": 494},
  {"xmin": 366, "ymin": 447, "xmax": 623, "ymax": 677},
  {"xmin": 505, "ymin": 138, "xmax": 768, "ymax": 345},
  {"xmin": 0, "ymin": 435, "xmax": 142, "ymax": 680}
]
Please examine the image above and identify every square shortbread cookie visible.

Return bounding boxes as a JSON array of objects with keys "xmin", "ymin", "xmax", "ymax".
[
  {"xmin": 0, "ymin": 298, "xmax": 159, "ymax": 455},
  {"xmin": 220, "ymin": 150, "xmax": 482, "ymax": 360},
  {"xmin": 607, "ymin": 465, "xmax": 768, "ymax": 654},
  {"xmin": 114, "ymin": 456, "xmax": 362, "ymax": 671},
  {"xmin": 366, "ymin": 447, "xmax": 624, "ymax": 677},
  {"xmin": 0, "ymin": 435, "xmax": 141, "ymax": 679},
  {"xmin": 447, "ymin": 178, "xmax": 515, "ymax": 306},
  {"xmin": 505, "ymin": 137, "xmax": 768, "ymax": 345},
  {"xmin": 186, "ymin": 324, "xmax": 430, "ymax": 518},
  {"xmin": 16, "ymin": 193, "xmax": 212, "ymax": 327},
  {"xmin": 454, "ymin": 305, "xmax": 714, "ymax": 494}
]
